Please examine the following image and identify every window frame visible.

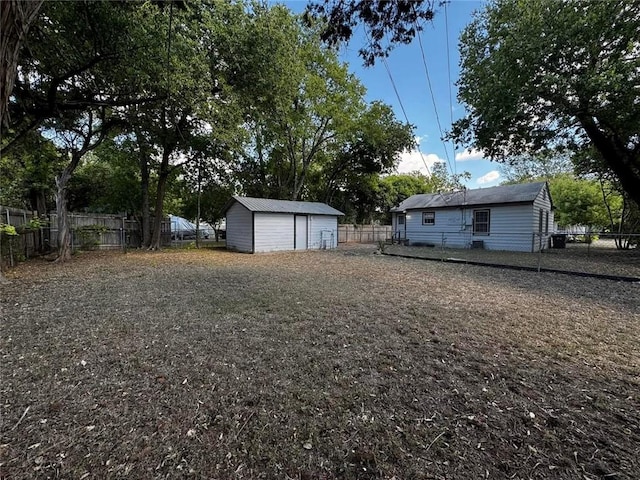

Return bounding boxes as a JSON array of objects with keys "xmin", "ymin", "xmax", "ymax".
[
  {"xmin": 422, "ymin": 211, "xmax": 435, "ymax": 226},
  {"xmin": 473, "ymin": 209, "xmax": 490, "ymax": 235},
  {"xmin": 397, "ymin": 214, "xmax": 405, "ymax": 225}
]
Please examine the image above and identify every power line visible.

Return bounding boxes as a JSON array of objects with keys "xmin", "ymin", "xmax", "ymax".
[
  {"xmin": 380, "ymin": 56, "xmax": 432, "ymax": 177},
  {"xmin": 444, "ymin": 1, "xmax": 457, "ymax": 176},
  {"xmin": 413, "ymin": 14, "xmax": 456, "ymax": 178},
  {"xmin": 363, "ymin": 25, "xmax": 432, "ymax": 177}
]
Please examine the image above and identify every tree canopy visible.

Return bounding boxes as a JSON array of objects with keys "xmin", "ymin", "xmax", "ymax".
[
  {"xmin": 1, "ymin": 0, "xmax": 419, "ymax": 258},
  {"xmin": 450, "ymin": 0, "xmax": 640, "ymax": 206},
  {"xmin": 305, "ymin": 0, "xmax": 435, "ymax": 66}
]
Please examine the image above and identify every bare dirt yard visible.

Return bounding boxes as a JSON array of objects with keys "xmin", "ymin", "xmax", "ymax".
[{"xmin": 1, "ymin": 246, "xmax": 639, "ymax": 479}]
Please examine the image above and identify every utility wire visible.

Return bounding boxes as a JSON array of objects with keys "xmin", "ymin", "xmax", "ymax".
[
  {"xmin": 413, "ymin": 17, "xmax": 456, "ymax": 178},
  {"xmin": 444, "ymin": 1, "xmax": 457, "ymax": 176},
  {"xmin": 361, "ymin": 25, "xmax": 432, "ymax": 176},
  {"xmin": 380, "ymin": 56, "xmax": 432, "ymax": 177}
]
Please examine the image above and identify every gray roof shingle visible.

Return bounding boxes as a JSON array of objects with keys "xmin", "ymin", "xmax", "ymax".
[
  {"xmin": 226, "ymin": 196, "xmax": 344, "ymax": 216},
  {"xmin": 390, "ymin": 182, "xmax": 547, "ymax": 212}
]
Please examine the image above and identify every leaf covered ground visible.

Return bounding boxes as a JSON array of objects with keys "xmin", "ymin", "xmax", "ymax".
[{"xmin": 1, "ymin": 246, "xmax": 639, "ymax": 479}]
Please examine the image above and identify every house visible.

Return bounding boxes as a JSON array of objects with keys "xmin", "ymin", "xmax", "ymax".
[
  {"xmin": 390, "ymin": 182, "xmax": 554, "ymax": 252},
  {"xmin": 223, "ymin": 196, "xmax": 344, "ymax": 253}
]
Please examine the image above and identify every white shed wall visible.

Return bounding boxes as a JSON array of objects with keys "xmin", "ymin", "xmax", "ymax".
[
  {"xmin": 253, "ymin": 213, "xmax": 295, "ymax": 253},
  {"xmin": 309, "ymin": 215, "xmax": 339, "ymax": 249},
  {"xmin": 225, "ymin": 202, "xmax": 253, "ymax": 253}
]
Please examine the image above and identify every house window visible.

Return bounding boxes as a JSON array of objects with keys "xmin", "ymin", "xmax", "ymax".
[
  {"xmin": 422, "ymin": 211, "xmax": 435, "ymax": 225},
  {"xmin": 473, "ymin": 209, "xmax": 490, "ymax": 235},
  {"xmin": 398, "ymin": 215, "xmax": 405, "ymax": 225}
]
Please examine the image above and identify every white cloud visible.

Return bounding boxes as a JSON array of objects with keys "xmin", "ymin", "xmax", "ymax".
[
  {"xmin": 476, "ymin": 170, "xmax": 500, "ymax": 185},
  {"xmin": 396, "ymin": 149, "xmax": 443, "ymax": 175},
  {"xmin": 455, "ymin": 148, "xmax": 484, "ymax": 162}
]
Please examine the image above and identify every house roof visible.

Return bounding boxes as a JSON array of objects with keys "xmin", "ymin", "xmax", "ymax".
[
  {"xmin": 224, "ymin": 196, "xmax": 344, "ymax": 216},
  {"xmin": 390, "ymin": 182, "xmax": 549, "ymax": 212}
]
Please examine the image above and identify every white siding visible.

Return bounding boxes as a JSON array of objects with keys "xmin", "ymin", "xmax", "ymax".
[
  {"xmin": 481, "ymin": 204, "xmax": 536, "ymax": 252},
  {"xmin": 405, "ymin": 204, "xmax": 545, "ymax": 252},
  {"xmin": 531, "ymin": 184, "xmax": 555, "ymax": 251},
  {"xmin": 404, "ymin": 208, "xmax": 469, "ymax": 248},
  {"xmin": 225, "ymin": 203, "xmax": 253, "ymax": 253},
  {"xmin": 309, "ymin": 215, "xmax": 338, "ymax": 249},
  {"xmin": 253, "ymin": 213, "xmax": 295, "ymax": 252},
  {"xmin": 392, "ymin": 213, "xmax": 407, "ymax": 240},
  {"xmin": 295, "ymin": 215, "xmax": 308, "ymax": 250}
]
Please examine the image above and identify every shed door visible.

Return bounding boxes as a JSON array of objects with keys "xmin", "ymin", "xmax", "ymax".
[{"xmin": 295, "ymin": 215, "xmax": 308, "ymax": 250}]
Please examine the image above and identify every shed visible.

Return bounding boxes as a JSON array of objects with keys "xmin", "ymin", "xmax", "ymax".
[
  {"xmin": 390, "ymin": 182, "xmax": 554, "ymax": 252},
  {"xmin": 223, "ymin": 196, "xmax": 344, "ymax": 253}
]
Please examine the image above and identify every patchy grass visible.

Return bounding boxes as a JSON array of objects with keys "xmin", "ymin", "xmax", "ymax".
[{"xmin": 1, "ymin": 247, "xmax": 639, "ymax": 479}]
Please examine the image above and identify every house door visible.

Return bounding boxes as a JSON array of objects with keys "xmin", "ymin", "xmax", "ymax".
[
  {"xmin": 295, "ymin": 215, "xmax": 308, "ymax": 250},
  {"xmin": 396, "ymin": 214, "xmax": 406, "ymax": 240}
]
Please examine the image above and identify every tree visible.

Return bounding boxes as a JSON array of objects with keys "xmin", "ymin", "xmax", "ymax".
[
  {"xmin": 450, "ymin": 0, "xmax": 640, "ymax": 206},
  {"xmin": 498, "ymin": 153, "xmax": 574, "ymax": 184},
  {"xmin": 226, "ymin": 5, "xmax": 371, "ymax": 201},
  {"xmin": 373, "ymin": 172, "xmax": 434, "ymax": 224},
  {"xmin": 47, "ymin": 108, "xmax": 117, "ymax": 261},
  {"xmin": 317, "ymin": 101, "xmax": 415, "ymax": 205},
  {"xmin": 573, "ymin": 147, "xmax": 639, "ymax": 249},
  {"xmin": 4, "ymin": 1, "xmax": 162, "ymax": 155},
  {"xmin": 0, "ymin": 0, "xmax": 43, "ymax": 130},
  {"xmin": 226, "ymin": 5, "xmax": 414, "ymax": 206},
  {"xmin": 547, "ymin": 174, "xmax": 620, "ymax": 231},
  {"xmin": 0, "ymin": 131, "xmax": 62, "ymax": 214},
  {"xmin": 129, "ymin": 1, "xmax": 245, "ymax": 250},
  {"xmin": 305, "ymin": 0, "xmax": 435, "ymax": 66},
  {"xmin": 67, "ymin": 141, "xmax": 141, "ymax": 215},
  {"xmin": 0, "ymin": 0, "xmax": 43, "ymax": 282}
]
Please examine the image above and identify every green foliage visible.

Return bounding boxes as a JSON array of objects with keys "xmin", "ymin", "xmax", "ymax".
[
  {"xmin": 0, "ymin": 132, "xmax": 62, "ymax": 212},
  {"xmin": 15, "ymin": 217, "xmax": 47, "ymax": 234},
  {"xmin": 499, "ymin": 154, "xmax": 574, "ymax": 184},
  {"xmin": 548, "ymin": 174, "xmax": 621, "ymax": 229},
  {"xmin": 226, "ymin": 6, "xmax": 413, "ymax": 203},
  {"xmin": 451, "ymin": 0, "xmax": 640, "ymax": 205},
  {"xmin": 67, "ymin": 143, "xmax": 141, "ymax": 214},
  {"xmin": 73, "ymin": 224, "xmax": 108, "ymax": 251},
  {"xmin": 305, "ymin": 0, "xmax": 436, "ymax": 66},
  {"xmin": 0, "ymin": 224, "xmax": 18, "ymax": 237}
]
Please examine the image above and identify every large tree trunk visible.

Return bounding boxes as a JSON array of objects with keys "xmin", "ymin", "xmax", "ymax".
[
  {"xmin": 55, "ymin": 169, "xmax": 73, "ymax": 262},
  {"xmin": 55, "ymin": 153, "xmax": 81, "ymax": 262},
  {"xmin": 140, "ymin": 153, "xmax": 151, "ymax": 248},
  {"xmin": 578, "ymin": 114, "xmax": 640, "ymax": 207},
  {"xmin": 148, "ymin": 151, "xmax": 171, "ymax": 250},
  {"xmin": 135, "ymin": 125, "xmax": 151, "ymax": 248}
]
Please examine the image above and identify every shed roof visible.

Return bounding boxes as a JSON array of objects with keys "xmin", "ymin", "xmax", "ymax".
[
  {"xmin": 224, "ymin": 196, "xmax": 344, "ymax": 216},
  {"xmin": 390, "ymin": 182, "xmax": 548, "ymax": 212}
]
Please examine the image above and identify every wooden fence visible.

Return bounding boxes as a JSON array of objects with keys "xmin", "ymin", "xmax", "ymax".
[
  {"xmin": 338, "ymin": 224, "xmax": 392, "ymax": 244},
  {"xmin": 1, "ymin": 206, "xmax": 170, "ymax": 266}
]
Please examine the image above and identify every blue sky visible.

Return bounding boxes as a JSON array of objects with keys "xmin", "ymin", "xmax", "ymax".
[{"xmin": 282, "ymin": 0, "xmax": 501, "ymax": 188}]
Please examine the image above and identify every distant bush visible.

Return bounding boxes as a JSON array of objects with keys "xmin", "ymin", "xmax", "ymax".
[{"xmin": 74, "ymin": 224, "xmax": 108, "ymax": 250}]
